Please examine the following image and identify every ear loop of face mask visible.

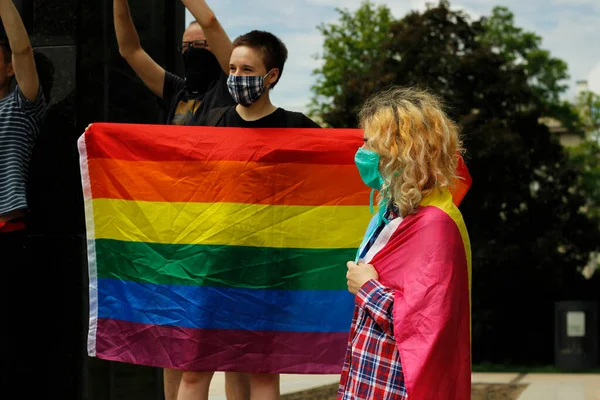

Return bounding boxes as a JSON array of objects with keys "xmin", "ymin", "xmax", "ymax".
[{"xmin": 263, "ymin": 69, "xmax": 275, "ymax": 90}]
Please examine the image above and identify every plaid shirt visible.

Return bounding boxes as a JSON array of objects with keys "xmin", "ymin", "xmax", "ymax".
[{"xmin": 338, "ymin": 279, "xmax": 407, "ymax": 400}]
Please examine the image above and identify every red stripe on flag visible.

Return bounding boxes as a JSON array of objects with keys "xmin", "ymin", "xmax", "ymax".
[
  {"xmin": 84, "ymin": 123, "xmax": 363, "ymax": 164},
  {"xmin": 451, "ymin": 155, "xmax": 472, "ymax": 207}
]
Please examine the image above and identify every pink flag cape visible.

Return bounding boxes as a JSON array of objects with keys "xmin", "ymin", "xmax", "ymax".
[{"xmin": 359, "ymin": 187, "xmax": 472, "ymax": 400}]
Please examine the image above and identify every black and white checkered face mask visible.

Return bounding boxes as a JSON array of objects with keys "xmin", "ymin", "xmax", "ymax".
[{"xmin": 227, "ymin": 70, "xmax": 273, "ymax": 107}]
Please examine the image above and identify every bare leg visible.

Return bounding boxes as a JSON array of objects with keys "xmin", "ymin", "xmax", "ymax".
[
  {"xmin": 250, "ymin": 373, "xmax": 280, "ymax": 400},
  {"xmin": 177, "ymin": 371, "xmax": 214, "ymax": 400},
  {"xmin": 225, "ymin": 372, "xmax": 251, "ymax": 400},
  {"xmin": 163, "ymin": 369, "xmax": 182, "ymax": 400}
]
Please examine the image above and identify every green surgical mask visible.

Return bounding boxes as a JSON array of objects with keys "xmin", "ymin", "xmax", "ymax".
[
  {"xmin": 354, "ymin": 147, "xmax": 388, "ymax": 223},
  {"xmin": 354, "ymin": 147, "xmax": 384, "ymax": 191}
]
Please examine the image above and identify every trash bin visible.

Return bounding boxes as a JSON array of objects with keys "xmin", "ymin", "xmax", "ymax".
[{"xmin": 555, "ymin": 301, "xmax": 598, "ymax": 370}]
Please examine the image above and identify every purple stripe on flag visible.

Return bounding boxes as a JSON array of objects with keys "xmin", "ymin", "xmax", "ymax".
[{"xmin": 95, "ymin": 318, "xmax": 349, "ymax": 374}]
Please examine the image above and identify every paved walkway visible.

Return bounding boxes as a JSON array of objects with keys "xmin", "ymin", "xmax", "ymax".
[
  {"xmin": 207, "ymin": 373, "xmax": 340, "ymax": 399},
  {"xmin": 206, "ymin": 372, "xmax": 600, "ymax": 399},
  {"xmin": 473, "ymin": 373, "xmax": 600, "ymax": 400}
]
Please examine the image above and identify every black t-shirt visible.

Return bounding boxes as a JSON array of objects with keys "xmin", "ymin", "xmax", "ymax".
[
  {"xmin": 203, "ymin": 106, "xmax": 321, "ymax": 128},
  {"xmin": 162, "ymin": 70, "xmax": 236, "ymax": 125}
]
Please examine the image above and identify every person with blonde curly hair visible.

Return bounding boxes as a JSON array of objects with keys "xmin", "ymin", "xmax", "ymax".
[{"xmin": 340, "ymin": 87, "xmax": 472, "ymax": 400}]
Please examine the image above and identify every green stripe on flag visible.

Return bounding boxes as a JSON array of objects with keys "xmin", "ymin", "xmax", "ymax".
[{"xmin": 95, "ymin": 239, "xmax": 354, "ymax": 291}]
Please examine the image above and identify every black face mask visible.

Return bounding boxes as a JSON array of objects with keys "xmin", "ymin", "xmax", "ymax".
[{"xmin": 182, "ymin": 48, "xmax": 222, "ymax": 93}]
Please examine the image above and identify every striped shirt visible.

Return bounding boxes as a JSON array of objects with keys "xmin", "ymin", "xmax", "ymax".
[{"xmin": 0, "ymin": 86, "xmax": 47, "ymax": 216}]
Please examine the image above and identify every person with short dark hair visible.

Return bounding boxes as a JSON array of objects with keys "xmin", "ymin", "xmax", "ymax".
[
  {"xmin": 201, "ymin": 29, "xmax": 319, "ymax": 128},
  {"xmin": 233, "ymin": 30, "xmax": 287, "ymax": 89},
  {"xmin": 183, "ymin": 0, "xmax": 318, "ymax": 129},
  {"xmin": 176, "ymin": 2, "xmax": 320, "ymax": 399},
  {"xmin": 0, "ymin": 0, "xmax": 47, "ymax": 388}
]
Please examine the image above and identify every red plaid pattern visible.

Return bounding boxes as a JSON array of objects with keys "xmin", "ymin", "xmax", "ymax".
[{"xmin": 338, "ymin": 279, "xmax": 407, "ymax": 400}]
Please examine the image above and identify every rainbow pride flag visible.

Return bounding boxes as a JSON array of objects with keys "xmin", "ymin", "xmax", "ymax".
[{"xmin": 78, "ymin": 123, "xmax": 372, "ymax": 373}]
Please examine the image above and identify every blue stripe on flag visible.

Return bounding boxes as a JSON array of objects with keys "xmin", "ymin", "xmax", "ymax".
[{"xmin": 97, "ymin": 278, "xmax": 354, "ymax": 333}]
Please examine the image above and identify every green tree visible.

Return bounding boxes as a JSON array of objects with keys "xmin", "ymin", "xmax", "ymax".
[
  {"xmin": 312, "ymin": 0, "xmax": 600, "ymax": 365},
  {"xmin": 311, "ymin": 3, "xmax": 582, "ymax": 130},
  {"xmin": 309, "ymin": 1, "xmax": 393, "ymax": 124},
  {"xmin": 479, "ymin": 7, "xmax": 568, "ymax": 105},
  {"xmin": 569, "ymin": 140, "xmax": 600, "ymax": 218},
  {"xmin": 575, "ymin": 90, "xmax": 600, "ymax": 141},
  {"xmin": 569, "ymin": 90, "xmax": 600, "ymax": 221},
  {"xmin": 478, "ymin": 7, "xmax": 581, "ymax": 131}
]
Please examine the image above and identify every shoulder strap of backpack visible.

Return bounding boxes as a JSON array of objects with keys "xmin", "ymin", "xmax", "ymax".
[
  {"xmin": 204, "ymin": 106, "xmax": 230, "ymax": 126},
  {"xmin": 285, "ymin": 111, "xmax": 306, "ymax": 128}
]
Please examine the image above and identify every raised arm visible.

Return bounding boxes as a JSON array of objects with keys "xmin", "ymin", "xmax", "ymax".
[
  {"xmin": 181, "ymin": 0, "xmax": 232, "ymax": 74},
  {"xmin": 0, "ymin": 0, "xmax": 39, "ymax": 101},
  {"xmin": 114, "ymin": 0, "xmax": 165, "ymax": 98}
]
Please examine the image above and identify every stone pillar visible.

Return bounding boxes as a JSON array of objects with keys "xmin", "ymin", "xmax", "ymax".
[{"xmin": 7, "ymin": 1, "xmax": 184, "ymax": 398}]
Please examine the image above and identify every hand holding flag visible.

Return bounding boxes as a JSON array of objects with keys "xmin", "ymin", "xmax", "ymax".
[{"xmin": 346, "ymin": 261, "xmax": 379, "ymax": 295}]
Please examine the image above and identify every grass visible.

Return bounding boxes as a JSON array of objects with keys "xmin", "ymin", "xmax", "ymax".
[{"xmin": 473, "ymin": 363, "xmax": 600, "ymax": 374}]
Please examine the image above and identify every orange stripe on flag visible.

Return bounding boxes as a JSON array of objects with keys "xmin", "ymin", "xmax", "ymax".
[{"xmin": 88, "ymin": 159, "xmax": 371, "ymax": 206}]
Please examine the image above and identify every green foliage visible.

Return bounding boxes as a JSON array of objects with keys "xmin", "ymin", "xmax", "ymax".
[
  {"xmin": 309, "ymin": 1, "xmax": 393, "ymax": 124},
  {"xmin": 478, "ymin": 6, "xmax": 580, "ymax": 130},
  {"xmin": 568, "ymin": 90, "xmax": 600, "ymax": 221},
  {"xmin": 568, "ymin": 140, "xmax": 600, "ymax": 218},
  {"xmin": 311, "ymin": 3, "xmax": 581, "ymax": 130},
  {"xmin": 575, "ymin": 90, "xmax": 600, "ymax": 141}
]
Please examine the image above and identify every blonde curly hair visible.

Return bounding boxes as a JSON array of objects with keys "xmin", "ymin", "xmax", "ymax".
[{"xmin": 358, "ymin": 86, "xmax": 463, "ymax": 217}]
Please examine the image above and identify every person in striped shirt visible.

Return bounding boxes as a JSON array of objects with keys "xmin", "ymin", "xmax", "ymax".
[
  {"xmin": 0, "ymin": 1, "xmax": 46, "ymax": 222},
  {"xmin": 0, "ymin": 0, "xmax": 47, "ymax": 384}
]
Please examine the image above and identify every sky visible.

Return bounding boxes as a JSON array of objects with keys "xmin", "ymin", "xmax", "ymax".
[{"xmin": 186, "ymin": 0, "xmax": 600, "ymax": 113}]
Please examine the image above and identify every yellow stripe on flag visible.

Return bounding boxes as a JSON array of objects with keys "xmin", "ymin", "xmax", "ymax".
[
  {"xmin": 420, "ymin": 188, "xmax": 471, "ymax": 273},
  {"xmin": 421, "ymin": 187, "xmax": 472, "ymax": 339},
  {"xmin": 93, "ymin": 198, "xmax": 372, "ymax": 249}
]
